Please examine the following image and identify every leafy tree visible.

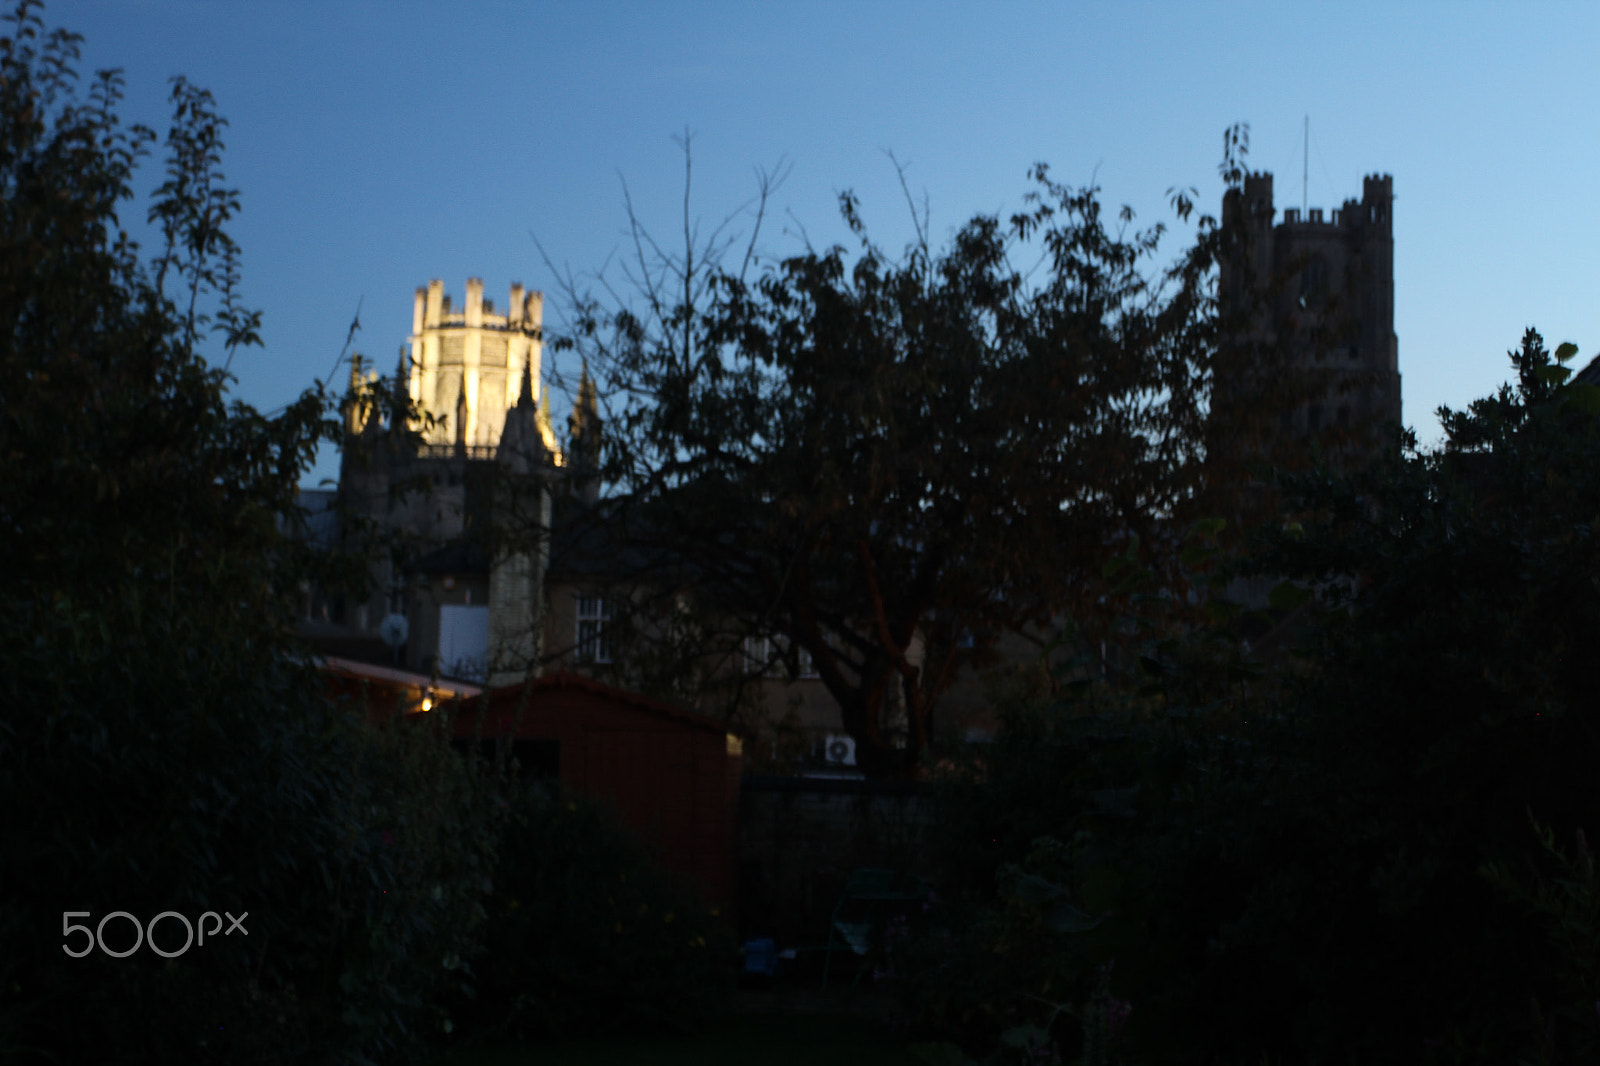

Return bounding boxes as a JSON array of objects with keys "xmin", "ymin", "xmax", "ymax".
[
  {"xmin": 1214, "ymin": 327, "xmax": 1600, "ymax": 1062},
  {"xmin": 0, "ymin": 4, "xmax": 500, "ymax": 1062},
  {"xmin": 558, "ymin": 149, "xmax": 1246, "ymax": 778},
  {"xmin": 918, "ymin": 327, "xmax": 1600, "ymax": 1063}
]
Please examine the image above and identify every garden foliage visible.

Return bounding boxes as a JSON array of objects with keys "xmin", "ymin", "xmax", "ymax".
[
  {"xmin": 0, "ymin": 5, "xmax": 502, "ymax": 1061},
  {"xmin": 911, "ymin": 329, "xmax": 1600, "ymax": 1064},
  {"xmin": 454, "ymin": 779, "xmax": 737, "ymax": 1043}
]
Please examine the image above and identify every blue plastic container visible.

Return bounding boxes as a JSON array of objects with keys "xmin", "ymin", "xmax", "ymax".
[{"xmin": 742, "ymin": 937, "xmax": 777, "ymax": 977}]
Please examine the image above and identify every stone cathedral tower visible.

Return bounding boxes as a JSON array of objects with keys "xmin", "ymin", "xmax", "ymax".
[
  {"xmin": 1217, "ymin": 172, "xmax": 1402, "ymax": 468},
  {"xmin": 331, "ymin": 278, "xmax": 598, "ymax": 683}
]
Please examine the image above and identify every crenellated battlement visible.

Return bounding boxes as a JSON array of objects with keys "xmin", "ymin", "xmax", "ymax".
[
  {"xmin": 1281, "ymin": 205, "xmax": 1357, "ymax": 228},
  {"xmin": 1230, "ymin": 170, "xmax": 1394, "ymax": 235},
  {"xmin": 413, "ymin": 278, "xmax": 542, "ymax": 335}
]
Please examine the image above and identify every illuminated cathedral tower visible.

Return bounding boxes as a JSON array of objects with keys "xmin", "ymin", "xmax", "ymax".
[
  {"xmin": 407, "ymin": 278, "xmax": 553, "ymax": 453},
  {"xmin": 332, "ymin": 279, "xmax": 574, "ymax": 680}
]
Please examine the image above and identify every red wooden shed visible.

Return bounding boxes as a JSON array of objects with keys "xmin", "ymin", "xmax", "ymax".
[{"xmin": 444, "ymin": 671, "xmax": 743, "ymax": 912}]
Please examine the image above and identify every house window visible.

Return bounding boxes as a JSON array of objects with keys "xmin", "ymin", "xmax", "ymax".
[
  {"xmin": 439, "ymin": 604, "xmax": 490, "ymax": 682},
  {"xmin": 575, "ymin": 595, "xmax": 613, "ymax": 664},
  {"xmin": 745, "ymin": 635, "xmax": 821, "ymax": 679},
  {"xmin": 1297, "ymin": 254, "xmax": 1328, "ymax": 310},
  {"xmin": 743, "ymin": 635, "xmax": 783, "ymax": 678}
]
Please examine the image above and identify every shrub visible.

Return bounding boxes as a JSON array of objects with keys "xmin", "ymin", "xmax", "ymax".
[
  {"xmin": 454, "ymin": 778, "xmax": 736, "ymax": 1042},
  {"xmin": 911, "ymin": 330, "xmax": 1600, "ymax": 1064},
  {"xmin": 0, "ymin": 598, "xmax": 505, "ymax": 1064}
]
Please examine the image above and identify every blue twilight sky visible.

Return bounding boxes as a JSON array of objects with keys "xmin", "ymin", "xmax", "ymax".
[{"xmin": 69, "ymin": 1, "xmax": 1600, "ymax": 488}]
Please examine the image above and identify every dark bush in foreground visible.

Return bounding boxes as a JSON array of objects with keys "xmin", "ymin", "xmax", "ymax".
[
  {"xmin": 0, "ymin": 635, "xmax": 502, "ymax": 1065},
  {"xmin": 453, "ymin": 779, "xmax": 737, "ymax": 1043},
  {"xmin": 907, "ymin": 332, "xmax": 1600, "ymax": 1064},
  {"xmin": 0, "ymin": 5, "xmax": 501, "ymax": 1060}
]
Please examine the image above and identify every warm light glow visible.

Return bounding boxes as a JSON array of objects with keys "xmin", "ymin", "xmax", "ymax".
[{"xmin": 419, "ymin": 697, "xmax": 434, "ymax": 713}]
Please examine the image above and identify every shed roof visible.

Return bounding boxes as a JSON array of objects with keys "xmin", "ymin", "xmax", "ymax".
[
  {"xmin": 470, "ymin": 670, "xmax": 734, "ymax": 737},
  {"xmin": 320, "ymin": 655, "xmax": 483, "ymax": 701}
]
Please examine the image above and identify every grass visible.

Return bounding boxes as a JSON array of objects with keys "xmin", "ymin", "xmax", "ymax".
[{"xmin": 430, "ymin": 1011, "xmax": 930, "ymax": 1066}]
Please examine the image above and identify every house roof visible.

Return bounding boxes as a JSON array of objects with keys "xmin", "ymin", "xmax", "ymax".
[
  {"xmin": 409, "ymin": 541, "xmax": 491, "ymax": 575},
  {"xmin": 470, "ymin": 669, "xmax": 735, "ymax": 737},
  {"xmin": 1577, "ymin": 352, "xmax": 1600, "ymax": 387},
  {"xmin": 546, "ymin": 494, "xmax": 654, "ymax": 579},
  {"xmin": 319, "ymin": 655, "xmax": 483, "ymax": 701}
]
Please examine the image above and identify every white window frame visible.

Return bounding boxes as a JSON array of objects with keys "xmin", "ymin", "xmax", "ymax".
[
  {"xmin": 575, "ymin": 594, "xmax": 613, "ymax": 664},
  {"xmin": 743, "ymin": 635, "xmax": 785, "ymax": 679},
  {"xmin": 744, "ymin": 634, "xmax": 820, "ymax": 679}
]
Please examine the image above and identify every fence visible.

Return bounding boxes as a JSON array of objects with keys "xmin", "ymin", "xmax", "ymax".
[{"xmin": 737, "ymin": 775, "xmax": 937, "ymax": 947}]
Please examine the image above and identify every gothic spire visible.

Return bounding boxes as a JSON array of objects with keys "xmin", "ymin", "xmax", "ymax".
[
  {"xmin": 568, "ymin": 361, "xmax": 602, "ymax": 505},
  {"xmin": 569, "ymin": 361, "xmax": 598, "ymax": 438},
  {"xmin": 517, "ymin": 350, "xmax": 535, "ymax": 408}
]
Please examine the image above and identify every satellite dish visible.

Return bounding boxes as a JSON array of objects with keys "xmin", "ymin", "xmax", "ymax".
[{"xmin": 379, "ymin": 613, "xmax": 409, "ymax": 649}]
